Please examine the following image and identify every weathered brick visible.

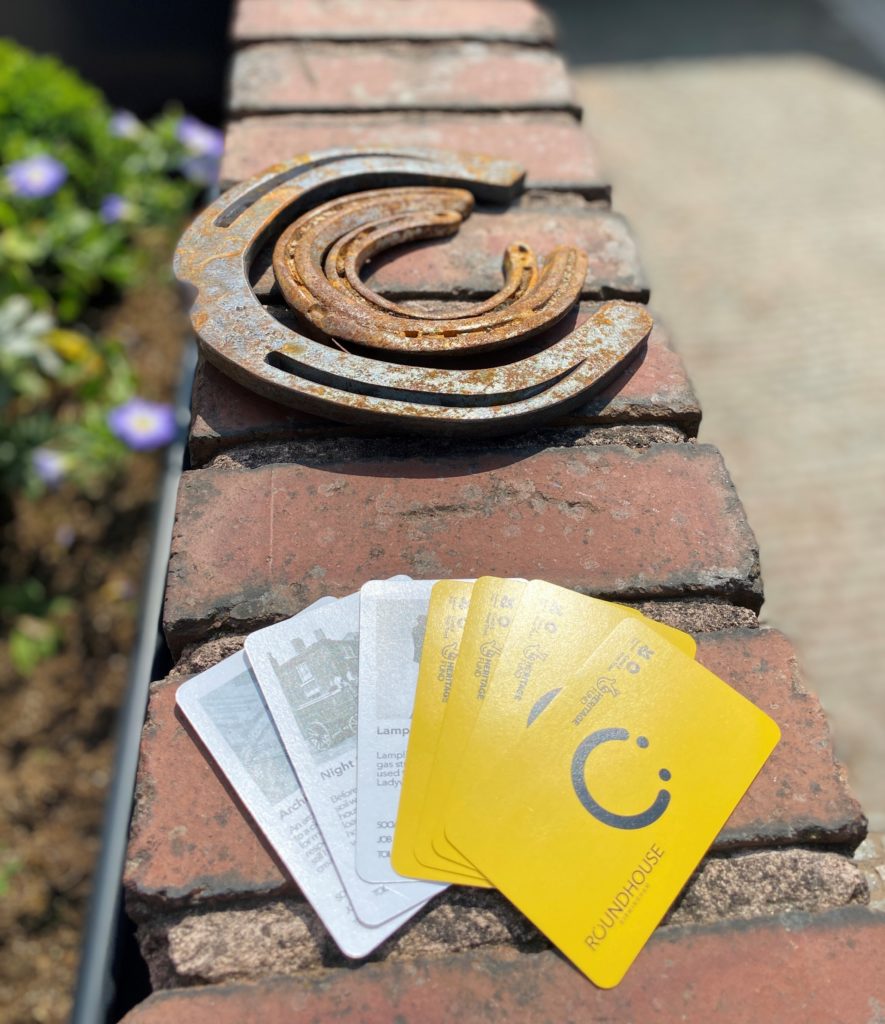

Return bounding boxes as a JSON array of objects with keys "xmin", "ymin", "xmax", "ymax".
[
  {"xmin": 201, "ymin": 428, "xmax": 692, "ymax": 474},
  {"xmin": 231, "ymin": 0, "xmax": 556, "ymax": 45},
  {"xmin": 137, "ymin": 889, "xmax": 540, "ymax": 988},
  {"xmin": 163, "ymin": 443, "xmax": 761, "ymax": 652},
  {"xmin": 250, "ymin": 207, "xmax": 644, "ymax": 302},
  {"xmin": 695, "ymin": 630, "xmax": 866, "ymax": 850},
  {"xmin": 124, "ymin": 676, "xmax": 289, "ymax": 913},
  {"xmin": 188, "ymin": 317, "xmax": 700, "ymax": 465},
  {"xmin": 628, "ymin": 598, "xmax": 760, "ymax": 635},
  {"xmin": 120, "ymin": 907, "xmax": 885, "ymax": 1023},
  {"xmin": 230, "ymin": 42, "xmax": 579, "ymax": 115},
  {"xmin": 125, "ymin": 628, "xmax": 862, "ymax": 917},
  {"xmin": 220, "ymin": 112, "xmax": 608, "ymax": 197},
  {"xmin": 135, "ymin": 849, "xmax": 867, "ymax": 988}
]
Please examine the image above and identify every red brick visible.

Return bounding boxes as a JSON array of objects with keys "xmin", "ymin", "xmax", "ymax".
[
  {"xmin": 188, "ymin": 318, "xmax": 701, "ymax": 465},
  {"xmin": 250, "ymin": 207, "xmax": 646, "ymax": 302},
  {"xmin": 369, "ymin": 206, "xmax": 643, "ymax": 299},
  {"xmin": 696, "ymin": 630, "xmax": 865, "ymax": 850},
  {"xmin": 231, "ymin": 0, "xmax": 556, "ymax": 45},
  {"xmin": 123, "ymin": 630, "xmax": 864, "ymax": 914},
  {"xmin": 220, "ymin": 112, "xmax": 608, "ymax": 198},
  {"xmin": 120, "ymin": 907, "xmax": 885, "ymax": 1023},
  {"xmin": 229, "ymin": 42, "xmax": 579, "ymax": 115},
  {"xmin": 124, "ymin": 675, "xmax": 291, "ymax": 913},
  {"xmin": 163, "ymin": 443, "xmax": 761, "ymax": 652}
]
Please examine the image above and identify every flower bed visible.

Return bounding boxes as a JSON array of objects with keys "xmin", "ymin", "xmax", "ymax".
[{"xmin": 0, "ymin": 40, "xmax": 220, "ymax": 1023}]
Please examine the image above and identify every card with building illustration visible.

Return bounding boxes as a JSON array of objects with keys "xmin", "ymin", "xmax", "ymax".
[
  {"xmin": 175, "ymin": 648, "xmax": 422, "ymax": 958},
  {"xmin": 245, "ymin": 590, "xmax": 433, "ymax": 926},
  {"xmin": 355, "ymin": 578, "xmax": 448, "ymax": 893}
]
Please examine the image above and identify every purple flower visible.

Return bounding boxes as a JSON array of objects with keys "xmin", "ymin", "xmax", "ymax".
[
  {"xmin": 6, "ymin": 155, "xmax": 68, "ymax": 199},
  {"xmin": 107, "ymin": 398, "xmax": 176, "ymax": 451},
  {"xmin": 109, "ymin": 109, "xmax": 141, "ymax": 139},
  {"xmin": 54, "ymin": 524, "xmax": 76, "ymax": 549},
  {"xmin": 177, "ymin": 115, "xmax": 224, "ymax": 159},
  {"xmin": 100, "ymin": 193, "xmax": 131, "ymax": 224},
  {"xmin": 32, "ymin": 447, "xmax": 67, "ymax": 487},
  {"xmin": 180, "ymin": 154, "xmax": 220, "ymax": 187}
]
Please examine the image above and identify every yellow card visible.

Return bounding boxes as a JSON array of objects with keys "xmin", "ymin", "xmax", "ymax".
[
  {"xmin": 447, "ymin": 618, "xmax": 780, "ymax": 988},
  {"xmin": 415, "ymin": 577, "xmax": 527, "ymax": 875},
  {"xmin": 443, "ymin": 581, "xmax": 696, "ymax": 856},
  {"xmin": 391, "ymin": 579, "xmax": 488, "ymax": 886}
]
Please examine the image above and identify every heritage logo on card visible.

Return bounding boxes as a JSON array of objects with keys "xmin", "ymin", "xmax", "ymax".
[
  {"xmin": 512, "ymin": 643, "xmax": 549, "ymax": 700},
  {"xmin": 571, "ymin": 677, "xmax": 620, "ymax": 726},
  {"xmin": 571, "ymin": 728, "xmax": 671, "ymax": 830},
  {"xmin": 438, "ymin": 641, "xmax": 460, "ymax": 701},
  {"xmin": 474, "ymin": 640, "xmax": 502, "ymax": 699}
]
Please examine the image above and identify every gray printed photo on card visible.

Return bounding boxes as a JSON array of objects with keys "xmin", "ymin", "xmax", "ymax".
[
  {"xmin": 355, "ymin": 579, "xmax": 448, "ymax": 894},
  {"xmin": 200, "ymin": 667, "xmax": 297, "ymax": 805},
  {"xmin": 374, "ymin": 603, "xmax": 430, "ymax": 720},
  {"xmin": 268, "ymin": 628, "xmax": 359, "ymax": 763}
]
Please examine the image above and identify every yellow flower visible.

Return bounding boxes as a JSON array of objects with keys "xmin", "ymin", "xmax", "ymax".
[{"xmin": 46, "ymin": 328, "xmax": 103, "ymax": 376}]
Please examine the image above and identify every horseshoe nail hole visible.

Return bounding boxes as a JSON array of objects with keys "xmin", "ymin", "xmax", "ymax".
[
  {"xmin": 636, "ymin": 736, "xmax": 649, "ymax": 748},
  {"xmin": 404, "ymin": 330, "xmax": 419, "ymax": 338}
]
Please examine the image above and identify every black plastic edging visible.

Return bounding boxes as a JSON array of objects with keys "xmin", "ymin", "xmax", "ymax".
[{"xmin": 71, "ymin": 335, "xmax": 198, "ymax": 1024}]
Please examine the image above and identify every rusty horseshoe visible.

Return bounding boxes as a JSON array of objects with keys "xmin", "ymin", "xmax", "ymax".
[{"xmin": 174, "ymin": 148, "xmax": 652, "ymax": 435}]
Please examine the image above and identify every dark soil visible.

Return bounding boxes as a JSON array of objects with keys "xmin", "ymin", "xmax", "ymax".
[{"xmin": 0, "ymin": 247, "xmax": 190, "ymax": 1024}]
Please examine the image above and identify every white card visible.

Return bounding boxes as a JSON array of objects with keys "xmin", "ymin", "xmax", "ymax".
[
  {"xmin": 245, "ymin": 592, "xmax": 432, "ymax": 925},
  {"xmin": 176, "ymin": 649, "xmax": 420, "ymax": 957},
  {"xmin": 356, "ymin": 579, "xmax": 448, "ymax": 892}
]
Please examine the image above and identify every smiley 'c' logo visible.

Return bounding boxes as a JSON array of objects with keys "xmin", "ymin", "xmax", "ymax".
[{"xmin": 571, "ymin": 728, "xmax": 671, "ymax": 830}]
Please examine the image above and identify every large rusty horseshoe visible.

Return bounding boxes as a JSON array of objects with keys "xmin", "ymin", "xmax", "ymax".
[{"xmin": 174, "ymin": 148, "xmax": 652, "ymax": 435}]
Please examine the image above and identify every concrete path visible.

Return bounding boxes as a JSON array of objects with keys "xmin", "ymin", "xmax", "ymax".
[{"xmin": 547, "ymin": 0, "xmax": 885, "ymax": 824}]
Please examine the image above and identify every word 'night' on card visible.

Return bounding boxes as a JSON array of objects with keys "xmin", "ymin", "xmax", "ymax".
[{"xmin": 446, "ymin": 618, "xmax": 780, "ymax": 989}]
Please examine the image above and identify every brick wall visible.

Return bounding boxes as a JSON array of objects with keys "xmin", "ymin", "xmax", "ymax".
[{"xmin": 120, "ymin": 2, "xmax": 885, "ymax": 1019}]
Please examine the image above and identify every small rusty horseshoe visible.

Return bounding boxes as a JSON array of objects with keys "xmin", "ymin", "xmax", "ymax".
[{"xmin": 272, "ymin": 186, "xmax": 588, "ymax": 355}]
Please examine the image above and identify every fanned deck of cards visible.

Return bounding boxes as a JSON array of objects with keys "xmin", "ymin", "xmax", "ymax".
[{"xmin": 177, "ymin": 576, "xmax": 780, "ymax": 987}]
